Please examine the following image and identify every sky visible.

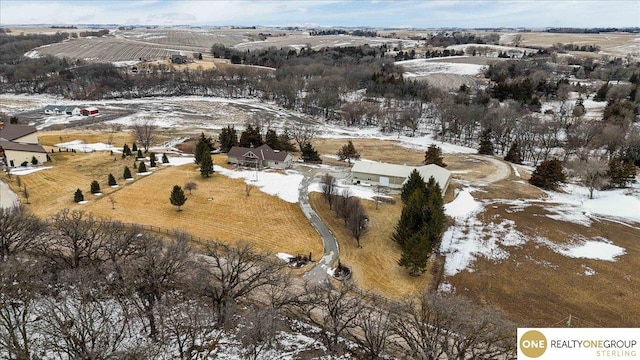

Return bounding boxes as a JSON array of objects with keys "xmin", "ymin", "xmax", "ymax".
[{"xmin": 0, "ymin": 0, "xmax": 638, "ymax": 29}]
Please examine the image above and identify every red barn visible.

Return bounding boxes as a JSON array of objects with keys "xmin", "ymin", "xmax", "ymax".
[{"xmin": 80, "ymin": 107, "xmax": 99, "ymax": 116}]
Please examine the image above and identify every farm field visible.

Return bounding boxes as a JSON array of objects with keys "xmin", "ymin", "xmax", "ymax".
[{"xmin": 519, "ymin": 31, "xmax": 640, "ymax": 58}]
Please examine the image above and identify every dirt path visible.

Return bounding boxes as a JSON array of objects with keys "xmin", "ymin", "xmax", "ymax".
[{"xmin": 471, "ymin": 155, "xmax": 512, "ymax": 185}]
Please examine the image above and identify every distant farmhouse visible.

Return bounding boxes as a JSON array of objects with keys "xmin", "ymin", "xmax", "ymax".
[
  {"xmin": 227, "ymin": 144, "xmax": 293, "ymax": 170},
  {"xmin": 43, "ymin": 105, "xmax": 99, "ymax": 116},
  {"xmin": 0, "ymin": 122, "xmax": 47, "ymax": 167},
  {"xmin": 351, "ymin": 161, "xmax": 451, "ymax": 194},
  {"xmin": 171, "ymin": 54, "xmax": 188, "ymax": 64}
]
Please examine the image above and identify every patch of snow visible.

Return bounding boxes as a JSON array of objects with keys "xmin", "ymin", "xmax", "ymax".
[
  {"xmin": 582, "ymin": 265, "xmax": 596, "ymax": 276},
  {"xmin": 93, "ymin": 192, "xmax": 102, "ymax": 196},
  {"xmin": 397, "ymin": 58, "xmax": 486, "ymax": 76},
  {"xmin": 165, "ymin": 156, "xmax": 196, "ymax": 166},
  {"xmin": 55, "ymin": 140, "xmax": 115, "ymax": 153},
  {"xmin": 24, "ymin": 50, "xmax": 41, "ymax": 58},
  {"xmin": 214, "ymin": 165, "xmax": 303, "ymax": 203},
  {"xmin": 137, "ymin": 171, "xmax": 152, "ymax": 176},
  {"xmin": 9, "ymin": 166, "xmax": 52, "ymax": 175},
  {"xmin": 77, "ymin": 201, "xmax": 88, "ymax": 205},
  {"xmin": 538, "ymin": 236, "xmax": 626, "ymax": 261},
  {"xmin": 511, "ymin": 164, "xmax": 520, "ymax": 177},
  {"xmin": 276, "ymin": 252, "xmax": 294, "ymax": 261},
  {"xmin": 445, "ymin": 190, "xmax": 481, "ymax": 218}
]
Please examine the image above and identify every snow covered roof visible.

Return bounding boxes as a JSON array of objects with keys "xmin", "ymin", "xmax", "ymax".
[{"xmin": 351, "ymin": 160, "xmax": 451, "ymax": 192}]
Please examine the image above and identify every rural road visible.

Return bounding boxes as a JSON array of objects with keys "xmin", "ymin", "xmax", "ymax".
[
  {"xmin": 472, "ymin": 155, "xmax": 512, "ymax": 185},
  {"xmin": 298, "ymin": 168, "xmax": 339, "ymax": 283},
  {"xmin": 0, "ymin": 179, "xmax": 19, "ymax": 209}
]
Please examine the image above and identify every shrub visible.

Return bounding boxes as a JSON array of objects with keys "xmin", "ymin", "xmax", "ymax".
[
  {"xmin": 137, "ymin": 161, "xmax": 147, "ymax": 173},
  {"xmin": 90, "ymin": 180, "xmax": 100, "ymax": 194},
  {"xmin": 123, "ymin": 166, "xmax": 132, "ymax": 179},
  {"xmin": 108, "ymin": 173, "xmax": 117, "ymax": 186},
  {"xmin": 74, "ymin": 188, "xmax": 84, "ymax": 202}
]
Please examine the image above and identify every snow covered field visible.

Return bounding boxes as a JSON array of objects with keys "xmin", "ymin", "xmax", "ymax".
[{"xmin": 396, "ymin": 57, "xmax": 486, "ymax": 77}]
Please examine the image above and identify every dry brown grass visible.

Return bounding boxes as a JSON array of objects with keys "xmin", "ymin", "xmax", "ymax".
[
  {"xmin": 6, "ymin": 151, "xmax": 322, "ymax": 258},
  {"xmin": 311, "ymin": 138, "xmax": 426, "ymax": 166},
  {"xmin": 309, "ymin": 193, "xmax": 434, "ymax": 300},
  {"xmin": 38, "ymin": 130, "xmax": 135, "ymax": 148}
]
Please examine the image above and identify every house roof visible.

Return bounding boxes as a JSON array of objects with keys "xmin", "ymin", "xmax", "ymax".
[
  {"xmin": 228, "ymin": 144, "xmax": 290, "ymax": 162},
  {"xmin": 0, "ymin": 124, "xmax": 38, "ymax": 142},
  {"xmin": 43, "ymin": 105, "xmax": 80, "ymax": 112},
  {"xmin": 0, "ymin": 140, "xmax": 47, "ymax": 153},
  {"xmin": 351, "ymin": 160, "xmax": 451, "ymax": 191}
]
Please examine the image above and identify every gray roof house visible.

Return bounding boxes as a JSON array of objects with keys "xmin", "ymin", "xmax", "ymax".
[
  {"xmin": 351, "ymin": 160, "xmax": 451, "ymax": 194},
  {"xmin": 0, "ymin": 123, "xmax": 47, "ymax": 167},
  {"xmin": 43, "ymin": 105, "xmax": 81, "ymax": 115},
  {"xmin": 227, "ymin": 144, "xmax": 293, "ymax": 170}
]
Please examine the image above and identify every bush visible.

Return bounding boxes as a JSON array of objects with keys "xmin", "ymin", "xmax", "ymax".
[
  {"xmin": 137, "ymin": 161, "xmax": 147, "ymax": 173},
  {"xmin": 529, "ymin": 159, "xmax": 566, "ymax": 190},
  {"xmin": 123, "ymin": 166, "xmax": 132, "ymax": 179},
  {"xmin": 31, "ymin": 156, "xmax": 38, "ymax": 165},
  {"xmin": 108, "ymin": 173, "xmax": 117, "ymax": 186}
]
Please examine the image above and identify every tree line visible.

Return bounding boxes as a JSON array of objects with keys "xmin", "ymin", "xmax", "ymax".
[{"xmin": 0, "ymin": 206, "xmax": 517, "ymax": 359}]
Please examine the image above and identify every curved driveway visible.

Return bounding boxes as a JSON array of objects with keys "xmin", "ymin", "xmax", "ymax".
[{"xmin": 298, "ymin": 168, "xmax": 339, "ymax": 283}]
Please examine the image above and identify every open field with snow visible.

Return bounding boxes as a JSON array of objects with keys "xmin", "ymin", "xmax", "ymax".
[
  {"xmin": 518, "ymin": 31, "xmax": 640, "ymax": 58},
  {"xmin": 1, "ymin": 93, "xmax": 639, "ymax": 327}
]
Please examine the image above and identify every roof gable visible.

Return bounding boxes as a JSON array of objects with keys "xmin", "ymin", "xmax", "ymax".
[
  {"xmin": 229, "ymin": 144, "xmax": 290, "ymax": 162},
  {"xmin": 0, "ymin": 124, "xmax": 38, "ymax": 142}
]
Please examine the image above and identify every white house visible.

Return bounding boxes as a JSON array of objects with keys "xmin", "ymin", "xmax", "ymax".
[
  {"xmin": 351, "ymin": 160, "xmax": 451, "ymax": 195},
  {"xmin": 0, "ymin": 123, "xmax": 48, "ymax": 167},
  {"xmin": 43, "ymin": 105, "xmax": 81, "ymax": 115}
]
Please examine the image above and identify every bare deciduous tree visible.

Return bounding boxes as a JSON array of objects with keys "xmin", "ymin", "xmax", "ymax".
[
  {"xmin": 132, "ymin": 120, "xmax": 157, "ymax": 153},
  {"xmin": 297, "ymin": 281, "xmax": 365, "ymax": 355},
  {"xmin": 350, "ymin": 295, "xmax": 394, "ymax": 360},
  {"xmin": 0, "ymin": 205, "xmax": 43, "ymax": 261},
  {"xmin": 292, "ymin": 124, "xmax": 317, "ymax": 152},
  {"xmin": 320, "ymin": 173, "xmax": 337, "ymax": 210},
  {"xmin": 238, "ymin": 305, "xmax": 284, "ymax": 360},
  {"xmin": 569, "ymin": 159, "xmax": 609, "ymax": 199},
  {"xmin": 347, "ymin": 199, "xmax": 368, "ymax": 248},
  {"xmin": 184, "ymin": 181, "xmax": 197, "ymax": 195},
  {"xmin": 45, "ymin": 209, "xmax": 106, "ymax": 268},
  {"xmin": 194, "ymin": 242, "xmax": 285, "ymax": 327}
]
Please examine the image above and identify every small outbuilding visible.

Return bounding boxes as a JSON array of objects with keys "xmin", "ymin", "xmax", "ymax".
[
  {"xmin": 351, "ymin": 160, "xmax": 451, "ymax": 195},
  {"xmin": 80, "ymin": 107, "xmax": 99, "ymax": 116}
]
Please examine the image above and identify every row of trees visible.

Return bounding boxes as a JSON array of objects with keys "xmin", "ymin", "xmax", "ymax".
[
  {"xmin": 320, "ymin": 174, "xmax": 369, "ymax": 248},
  {"xmin": 0, "ymin": 207, "xmax": 516, "ymax": 359}
]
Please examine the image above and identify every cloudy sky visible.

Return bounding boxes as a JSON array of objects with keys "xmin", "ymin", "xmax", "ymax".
[{"xmin": 0, "ymin": 0, "xmax": 638, "ymax": 28}]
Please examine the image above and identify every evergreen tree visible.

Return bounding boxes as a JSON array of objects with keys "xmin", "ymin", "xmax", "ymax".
[
  {"xmin": 162, "ymin": 153, "xmax": 169, "ymax": 164},
  {"xmin": 122, "ymin": 143, "xmax": 131, "ymax": 156},
  {"xmin": 504, "ymin": 141, "xmax": 522, "ymax": 164},
  {"xmin": 90, "ymin": 180, "xmax": 100, "ymax": 194},
  {"xmin": 108, "ymin": 173, "xmax": 117, "ymax": 186},
  {"xmin": 529, "ymin": 159, "xmax": 566, "ymax": 190},
  {"xmin": 594, "ymin": 82, "xmax": 609, "ymax": 101},
  {"xmin": 398, "ymin": 231, "xmax": 431, "ymax": 276},
  {"xmin": 194, "ymin": 133, "xmax": 210, "ymax": 165},
  {"xmin": 137, "ymin": 161, "xmax": 147, "ymax": 173},
  {"xmin": 301, "ymin": 142, "xmax": 322, "ymax": 162},
  {"xmin": 392, "ymin": 189, "xmax": 427, "ymax": 247},
  {"xmin": 425, "ymin": 177, "xmax": 445, "ymax": 241},
  {"xmin": 132, "ymin": 142, "xmax": 138, "ymax": 152},
  {"xmin": 169, "ymin": 185, "xmax": 187, "ymax": 211},
  {"xmin": 200, "ymin": 153, "xmax": 214, "ymax": 178},
  {"xmin": 337, "ymin": 140, "xmax": 360, "ymax": 165},
  {"xmin": 401, "ymin": 169, "xmax": 427, "ymax": 204},
  {"xmin": 478, "ymin": 128, "xmax": 494, "ymax": 155},
  {"xmin": 123, "ymin": 166, "xmax": 132, "ymax": 179},
  {"xmin": 608, "ymin": 156, "xmax": 637, "ymax": 188},
  {"xmin": 136, "ymin": 149, "xmax": 143, "ymax": 159},
  {"xmin": 239, "ymin": 124, "xmax": 263, "ymax": 148},
  {"xmin": 265, "ymin": 128, "xmax": 280, "ymax": 150},
  {"xmin": 74, "ymin": 188, "xmax": 84, "ymax": 203},
  {"xmin": 423, "ymin": 144, "xmax": 447, "ymax": 167},
  {"xmin": 218, "ymin": 125, "xmax": 238, "ymax": 152},
  {"xmin": 31, "ymin": 156, "xmax": 38, "ymax": 165},
  {"xmin": 149, "ymin": 152, "xmax": 157, "ymax": 168},
  {"xmin": 277, "ymin": 130, "xmax": 296, "ymax": 152}
]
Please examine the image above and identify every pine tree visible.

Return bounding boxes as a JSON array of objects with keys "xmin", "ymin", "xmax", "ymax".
[
  {"xmin": 608, "ymin": 156, "xmax": 637, "ymax": 188},
  {"xmin": 74, "ymin": 188, "xmax": 84, "ymax": 203},
  {"xmin": 504, "ymin": 141, "xmax": 522, "ymax": 164},
  {"xmin": 265, "ymin": 128, "xmax": 280, "ymax": 150},
  {"xmin": 392, "ymin": 189, "xmax": 427, "ymax": 247},
  {"xmin": 337, "ymin": 140, "xmax": 360, "ymax": 165},
  {"xmin": 478, "ymin": 128, "xmax": 494, "ymax": 155},
  {"xmin": 123, "ymin": 166, "xmax": 132, "ymax": 179},
  {"xmin": 239, "ymin": 124, "xmax": 263, "ymax": 148},
  {"xmin": 108, "ymin": 173, "xmax": 117, "ymax": 186},
  {"xmin": 90, "ymin": 180, "xmax": 100, "ymax": 194},
  {"xmin": 301, "ymin": 142, "xmax": 322, "ymax": 162},
  {"xmin": 149, "ymin": 152, "xmax": 157, "ymax": 168},
  {"xmin": 31, "ymin": 156, "xmax": 38, "ymax": 165},
  {"xmin": 162, "ymin": 153, "xmax": 169, "ymax": 164},
  {"xmin": 425, "ymin": 177, "xmax": 445, "ymax": 241},
  {"xmin": 169, "ymin": 185, "xmax": 187, "ymax": 211},
  {"xmin": 122, "ymin": 143, "xmax": 131, "ymax": 156},
  {"xmin": 194, "ymin": 133, "xmax": 210, "ymax": 165},
  {"xmin": 529, "ymin": 159, "xmax": 566, "ymax": 190},
  {"xmin": 277, "ymin": 130, "xmax": 296, "ymax": 152},
  {"xmin": 401, "ymin": 169, "xmax": 427, "ymax": 204},
  {"xmin": 423, "ymin": 144, "xmax": 447, "ymax": 167},
  {"xmin": 136, "ymin": 149, "xmax": 143, "ymax": 159},
  {"xmin": 219, "ymin": 125, "xmax": 238, "ymax": 152},
  {"xmin": 594, "ymin": 82, "xmax": 609, "ymax": 101},
  {"xmin": 200, "ymin": 153, "xmax": 214, "ymax": 178},
  {"xmin": 132, "ymin": 142, "xmax": 138, "ymax": 152},
  {"xmin": 137, "ymin": 161, "xmax": 147, "ymax": 173},
  {"xmin": 398, "ymin": 231, "xmax": 431, "ymax": 276}
]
